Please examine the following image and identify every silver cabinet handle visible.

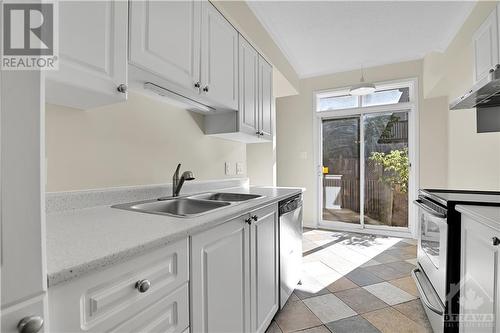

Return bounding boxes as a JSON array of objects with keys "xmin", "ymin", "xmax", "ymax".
[
  {"xmin": 203, "ymin": 86, "xmax": 209, "ymax": 92},
  {"xmin": 135, "ymin": 279, "xmax": 151, "ymax": 293},
  {"xmin": 117, "ymin": 84, "xmax": 127, "ymax": 93},
  {"xmin": 194, "ymin": 82, "xmax": 201, "ymax": 88},
  {"xmin": 17, "ymin": 316, "xmax": 43, "ymax": 333},
  {"xmin": 493, "ymin": 237, "xmax": 500, "ymax": 246}
]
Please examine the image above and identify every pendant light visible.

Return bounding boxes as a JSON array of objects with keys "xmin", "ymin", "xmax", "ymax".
[{"xmin": 349, "ymin": 66, "xmax": 376, "ymax": 96}]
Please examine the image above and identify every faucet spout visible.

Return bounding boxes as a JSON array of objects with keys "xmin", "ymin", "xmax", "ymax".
[{"xmin": 172, "ymin": 164, "xmax": 195, "ymax": 197}]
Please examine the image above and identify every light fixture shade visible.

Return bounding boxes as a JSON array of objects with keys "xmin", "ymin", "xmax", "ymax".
[{"xmin": 349, "ymin": 82, "xmax": 376, "ymax": 96}]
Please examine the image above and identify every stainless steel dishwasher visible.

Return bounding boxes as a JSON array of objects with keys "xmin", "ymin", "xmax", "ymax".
[{"xmin": 279, "ymin": 194, "xmax": 303, "ymax": 308}]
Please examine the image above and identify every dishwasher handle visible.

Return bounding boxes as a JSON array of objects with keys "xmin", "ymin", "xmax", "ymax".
[{"xmin": 279, "ymin": 195, "xmax": 302, "ymax": 215}]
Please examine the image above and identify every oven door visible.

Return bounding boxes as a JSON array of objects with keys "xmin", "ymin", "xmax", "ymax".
[{"xmin": 415, "ymin": 199, "xmax": 448, "ymax": 304}]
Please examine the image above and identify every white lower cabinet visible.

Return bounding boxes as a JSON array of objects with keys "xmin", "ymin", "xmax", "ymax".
[
  {"xmin": 460, "ymin": 212, "xmax": 500, "ymax": 333},
  {"xmin": 191, "ymin": 204, "xmax": 279, "ymax": 333},
  {"xmin": 250, "ymin": 205, "xmax": 279, "ymax": 333},
  {"xmin": 48, "ymin": 238, "xmax": 189, "ymax": 333}
]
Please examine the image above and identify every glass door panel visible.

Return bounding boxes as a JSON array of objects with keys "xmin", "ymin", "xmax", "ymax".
[
  {"xmin": 322, "ymin": 117, "xmax": 360, "ymax": 224},
  {"xmin": 363, "ymin": 111, "xmax": 409, "ymax": 227}
]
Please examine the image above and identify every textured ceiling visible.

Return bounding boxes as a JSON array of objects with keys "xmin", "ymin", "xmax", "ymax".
[{"xmin": 248, "ymin": 1, "xmax": 476, "ymax": 78}]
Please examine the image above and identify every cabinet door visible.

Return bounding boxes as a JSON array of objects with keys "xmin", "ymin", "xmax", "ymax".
[
  {"xmin": 239, "ymin": 37, "xmax": 259, "ymax": 136},
  {"xmin": 46, "ymin": 1, "xmax": 127, "ymax": 109},
  {"xmin": 1, "ymin": 71, "xmax": 47, "ymax": 331},
  {"xmin": 258, "ymin": 56, "xmax": 273, "ymax": 141},
  {"xmin": 129, "ymin": 0, "xmax": 201, "ymax": 94},
  {"xmin": 201, "ymin": 2, "xmax": 239, "ymax": 110},
  {"xmin": 472, "ymin": 8, "xmax": 499, "ymax": 84},
  {"xmin": 460, "ymin": 215, "xmax": 500, "ymax": 333},
  {"xmin": 191, "ymin": 217, "xmax": 250, "ymax": 333},
  {"xmin": 250, "ymin": 205, "xmax": 279, "ymax": 333}
]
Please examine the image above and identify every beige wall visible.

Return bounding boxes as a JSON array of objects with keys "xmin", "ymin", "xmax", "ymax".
[
  {"xmin": 246, "ymin": 143, "xmax": 275, "ymax": 186},
  {"xmin": 45, "ymin": 93, "xmax": 246, "ymax": 192},
  {"xmin": 423, "ymin": 1, "xmax": 500, "ymax": 190},
  {"xmin": 276, "ymin": 60, "xmax": 449, "ymax": 226}
]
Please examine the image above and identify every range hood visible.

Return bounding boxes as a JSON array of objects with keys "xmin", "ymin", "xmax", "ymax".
[{"xmin": 450, "ymin": 66, "xmax": 500, "ymax": 110}]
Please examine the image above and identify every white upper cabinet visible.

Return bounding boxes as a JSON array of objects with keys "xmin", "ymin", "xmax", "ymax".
[
  {"xmin": 201, "ymin": 2, "xmax": 239, "ymax": 110},
  {"xmin": 46, "ymin": 0, "xmax": 128, "ymax": 109},
  {"xmin": 129, "ymin": 0, "xmax": 201, "ymax": 95},
  {"xmin": 239, "ymin": 37, "xmax": 259, "ymax": 136},
  {"xmin": 472, "ymin": 7, "xmax": 499, "ymax": 85},
  {"xmin": 258, "ymin": 56, "xmax": 273, "ymax": 141}
]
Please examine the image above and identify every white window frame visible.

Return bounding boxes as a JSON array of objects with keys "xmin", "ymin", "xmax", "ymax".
[{"xmin": 312, "ymin": 78, "xmax": 419, "ymax": 238}]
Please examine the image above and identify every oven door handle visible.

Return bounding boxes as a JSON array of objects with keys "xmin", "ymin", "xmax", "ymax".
[
  {"xmin": 411, "ymin": 267, "xmax": 444, "ymax": 315},
  {"xmin": 414, "ymin": 200, "xmax": 447, "ymax": 219}
]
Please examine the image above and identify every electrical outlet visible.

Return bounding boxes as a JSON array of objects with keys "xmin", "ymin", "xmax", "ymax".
[
  {"xmin": 225, "ymin": 162, "xmax": 232, "ymax": 175},
  {"xmin": 236, "ymin": 162, "xmax": 244, "ymax": 175}
]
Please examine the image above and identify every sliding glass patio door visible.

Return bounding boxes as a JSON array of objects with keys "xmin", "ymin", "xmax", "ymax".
[{"xmin": 320, "ymin": 111, "xmax": 410, "ymax": 231}]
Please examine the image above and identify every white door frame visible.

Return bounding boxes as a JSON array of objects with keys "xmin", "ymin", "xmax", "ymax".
[{"xmin": 312, "ymin": 78, "xmax": 419, "ymax": 238}]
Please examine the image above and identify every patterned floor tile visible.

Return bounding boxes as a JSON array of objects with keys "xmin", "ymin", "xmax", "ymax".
[
  {"xmin": 345, "ymin": 268, "xmax": 384, "ymax": 287},
  {"xmin": 363, "ymin": 282, "xmax": 417, "ymax": 305},
  {"xmin": 334, "ymin": 287, "xmax": 388, "ymax": 314},
  {"xmin": 372, "ymin": 252, "xmax": 400, "ymax": 264},
  {"xmin": 326, "ymin": 276, "xmax": 358, "ymax": 293},
  {"xmin": 389, "ymin": 276, "xmax": 419, "ymax": 297},
  {"xmin": 384, "ymin": 249, "xmax": 417, "ymax": 260},
  {"xmin": 266, "ymin": 321, "xmax": 282, "ymax": 333},
  {"xmin": 325, "ymin": 315, "xmax": 381, "ymax": 333},
  {"xmin": 393, "ymin": 300, "xmax": 433, "ymax": 332},
  {"xmin": 303, "ymin": 293, "xmax": 357, "ymax": 323},
  {"xmin": 385, "ymin": 261, "xmax": 416, "ymax": 275},
  {"xmin": 275, "ymin": 300, "xmax": 322, "ymax": 332},
  {"xmin": 405, "ymin": 258, "xmax": 418, "ymax": 266},
  {"xmin": 294, "ymin": 325, "xmax": 331, "ymax": 333},
  {"xmin": 363, "ymin": 264, "xmax": 408, "ymax": 280},
  {"xmin": 360, "ymin": 259, "xmax": 382, "ymax": 267},
  {"xmin": 362, "ymin": 307, "xmax": 428, "ymax": 333}
]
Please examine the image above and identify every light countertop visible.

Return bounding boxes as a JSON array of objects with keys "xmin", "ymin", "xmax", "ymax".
[
  {"xmin": 46, "ymin": 186, "xmax": 302, "ymax": 287},
  {"xmin": 456, "ymin": 205, "xmax": 500, "ymax": 230}
]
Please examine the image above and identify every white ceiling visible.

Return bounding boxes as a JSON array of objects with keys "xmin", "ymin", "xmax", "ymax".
[{"xmin": 247, "ymin": 1, "xmax": 476, "ymax": 78}]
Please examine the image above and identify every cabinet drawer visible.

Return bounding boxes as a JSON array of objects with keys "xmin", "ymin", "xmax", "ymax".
[
  {"xmin": 109, "ymin": 283, "xmax": 189, "ymax": 333},
  {"xmin": 49, "ymin": 238, "xmax": 188, "ymax": 332}
]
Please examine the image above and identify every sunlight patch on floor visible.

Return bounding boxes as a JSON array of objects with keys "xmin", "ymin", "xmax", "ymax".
[{"xmin": 297, "ymin": 229, "xmax": 403, "ymax": 294}]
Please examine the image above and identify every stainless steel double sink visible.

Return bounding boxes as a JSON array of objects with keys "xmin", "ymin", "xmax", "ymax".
[{"xmin": 112, "ymin": 192, "xmax": 263, "ymax": 218}]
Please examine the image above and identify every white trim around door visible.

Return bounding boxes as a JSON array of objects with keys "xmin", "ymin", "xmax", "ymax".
[{"xmin": 312, "ymin": 78, "xmax": 419, "ymax": 238}]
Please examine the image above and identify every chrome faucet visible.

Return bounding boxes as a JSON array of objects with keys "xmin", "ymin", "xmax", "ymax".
[{"xmin": 172, "ymin": 163, "xmax": 195, "ymax": 197}]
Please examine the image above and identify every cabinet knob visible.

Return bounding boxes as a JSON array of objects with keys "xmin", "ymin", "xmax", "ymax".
[
  {"xmin": 245, "ymin": 217, "xmax": 252, "ymax": 225},
  {"xmin": 251, "ymin": 215, "xmax": 258, "ymax": 221},
  {"xmin": 17, "ymin": 316, "xmax": 43, "ymax": 333},
  {"xmin": 493, "ymin": 237, "xmax": 500, "ymax": 246},
  {"xmin": 194, "ymin": 82, "xmax": 201, "ymax": 88},
  {"xmin": 203, "ymin": 86, "xmax": 209, "ymax": 92},
  {"xmin": 135, "ymin": 279, "xmax": 151, "ymax": 293},
  {"xmin": 259, "ymin": 131, "xmax": 264, "ymax": 136},
  {"xmin": 117, "ymin": 84, "xmax": 128, "ymax": 94},
  {"xmin": 255, "ymin": 131, "xmax": 260, "ymax": 135}
]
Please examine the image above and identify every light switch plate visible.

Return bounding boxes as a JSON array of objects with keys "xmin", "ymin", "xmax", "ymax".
[
  {"xmin": 236, "ymin": 162, "xmax": 244, "ymax": 175},
  {"xmin": 225, "ymin": 162, "xmax": 232, "ymax": 175}
]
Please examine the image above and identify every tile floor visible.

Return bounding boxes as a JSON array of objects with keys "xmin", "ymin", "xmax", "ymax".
[{"xmin": 267, "ymin": 229, "xmax": 432, "ymax": 333}]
